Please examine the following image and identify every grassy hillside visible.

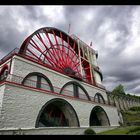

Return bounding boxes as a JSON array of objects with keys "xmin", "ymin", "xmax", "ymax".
[
  {"xmin": 98, "ymin": 107, "xmax": 140, "ymax": 135},
  {"xmin": 98, "ymin": 126, "xmax": 140, "ymax": 135},
  {"xmin": 121, "ymin": 106, "xmax": 140, "ymax": 126}
]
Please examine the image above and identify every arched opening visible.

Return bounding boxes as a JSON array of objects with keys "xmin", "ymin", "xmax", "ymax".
[
  {"xmin": 89, "ymin": 106, "xmax": 110, "ymax": 126},
  {"xmin": 22, "ymin": 72, "xmax": 54, "ymax": 92},
  {"xmin": 94, "ymin": 93, "xmax": 105, "ymax": 104},
  {"xmin": 0, "ymin": 64, "xmax": 9, "ymax": 81},
  {"xmin": 35, "ymin": 98, "xmax": 80, "ymax": 127},
  {"xmin": 60, "ymin": 81, "xmax": 91, "ymax": 101}
]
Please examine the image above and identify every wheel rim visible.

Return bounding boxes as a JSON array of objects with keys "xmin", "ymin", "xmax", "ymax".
[{"xmin": 19, "ymin": 27, "xmax": 93, "ymax": 83}]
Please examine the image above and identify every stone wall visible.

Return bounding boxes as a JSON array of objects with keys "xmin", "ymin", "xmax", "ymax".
[
  {"xmin": 107, "ymin": 91, "xmax": 140, "ymax": 111},
  {"xmin": 0, "ymin": 126, "xmax": 118, "ymax": 135},
  {"xmin": 0, "ymin": 83, "xmax": 119, "ymax": 129},
  {"xmin": 11, "ymin": 55, "xmax": 107, "ymax": 100}
]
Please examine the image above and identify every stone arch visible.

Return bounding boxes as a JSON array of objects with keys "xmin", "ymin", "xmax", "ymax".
[
  {"xmin": 0, "ymin": 64, "xmax": 9, "ymax": 81},
  {"xmin": 35, "ymin": 98, "xmax": 80, "ymax": 127},
  {"xmin": 60, "ymin": 81, "xmax": 91, "ymax": 101},
  {"xmin": 94, "ymin": 93, "xmax": 105, "ymax": 104},
  {"xmin": 89, "ymin": 106, "xmax": 110, "ymax": 126},
  {"xmin": 22, "ymin": 72, "xmax": 54, "ymax": 92}
]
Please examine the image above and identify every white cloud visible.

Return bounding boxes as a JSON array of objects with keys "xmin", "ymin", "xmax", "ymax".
[
  {"xmin": 41, "ymin": 6, "xmax": 65, "ymax": 25},
  {"xmin": 0, "ymin": 6, "xmax": 140, "ymax": 95},
  {"xmin": 123, "ymin": 8, "xmax": 140, "ymax": 58}
]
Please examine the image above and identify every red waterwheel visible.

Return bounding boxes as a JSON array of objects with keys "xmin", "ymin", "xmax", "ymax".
[{"xmin": 19, "ymin": 27, "xmax": 93, "ymax": 83}]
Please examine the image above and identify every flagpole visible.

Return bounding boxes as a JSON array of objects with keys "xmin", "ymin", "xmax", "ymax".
[{"xmin": 68, "ymin": 23, "xmax": 71, "ymax": 34}]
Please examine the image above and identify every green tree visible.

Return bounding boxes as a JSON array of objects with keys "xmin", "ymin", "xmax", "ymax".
[{"xmin": 112, "ymin": 84, "xmax": 125, "ymax": 95}]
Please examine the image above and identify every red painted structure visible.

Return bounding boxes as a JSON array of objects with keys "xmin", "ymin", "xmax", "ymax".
[
  {"xmin": 19, "ymin": 27, "xmax": 96, "ymax": 84},
  {"xmin": 0, "ymin": 27, "xmax": 104, "ymax": 89}
]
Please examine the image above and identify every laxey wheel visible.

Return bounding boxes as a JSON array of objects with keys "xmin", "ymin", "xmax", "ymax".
[{"xmin": 19, "ymin": 27, "xmax": 93, "ymax": 84}]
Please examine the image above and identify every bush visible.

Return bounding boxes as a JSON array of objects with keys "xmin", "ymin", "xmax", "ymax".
[
  {"xmin": 128, "ymin": 126, "xmax": 140, "ymax": 132},
  {"xmin": 129, "ymin": 107, "xmax": 140, "ymax": 112},
  {"xmin": 136, "ymin": 131, "xmax": 140, "ymax": 134},
  {"xmin": 126, "ymin": 126, "xmax": 140, "ymax": 134},
  {"xmin": 84, "ymin": 128, "xmax": 96, "ymax": 135}
]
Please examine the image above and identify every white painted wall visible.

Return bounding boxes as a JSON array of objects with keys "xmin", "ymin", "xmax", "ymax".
[
  {"xmin": 11, "ymin": 56, "xmax": 108, "ymax": 100},
  {"xmin": 92, "ymin": 53, "xmax": 98, "ymax": 66},
  {"xmin": 0, "ymin": 83, "xmax": 119, "ymax": 129},
  {"xmin": 0, "ymin": 59, "xmax": 11, "ymax": 70},
  {"xmin": 0, "ymin": 84, "xmax": 5, "ymax": 113},
  {"xmin": 0, "ymin": 55, "xmax": 120, "ymax": 130},
  {"xmin": 94, "ymin": 71, "xmax": 102, "ymax": 84}
]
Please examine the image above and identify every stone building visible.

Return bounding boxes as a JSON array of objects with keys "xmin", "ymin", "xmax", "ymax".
[{"xmin": 0, "ymin": 27, "xmax": 122, "ymax": 134}]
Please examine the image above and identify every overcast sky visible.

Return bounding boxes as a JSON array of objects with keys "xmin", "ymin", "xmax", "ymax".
[{"xmin": 0, "ymin": 5, "xmax": 140, "ymax": 96}]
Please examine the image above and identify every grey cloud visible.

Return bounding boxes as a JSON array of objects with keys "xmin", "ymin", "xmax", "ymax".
[
  {"xmin": 60, "ymin": 6, "xmax": 140, "ymax": 95},
  {"xmin": 0, "ymin": 8, "xmax": 27, "ymax": 58},
  {"xmin": 0, "ymin": 5, "xmax": 140, "ymax": 95}
]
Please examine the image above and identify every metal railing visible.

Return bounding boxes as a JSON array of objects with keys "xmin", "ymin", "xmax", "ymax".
[
  {"xmin": 0, "ymin": 48, "xmax": 19, "ymax": 64},
  {"xmin": 0, "ymin": 74, "xmax": 115, "ymax": 107},
  {"xmin": 71, "ymin": 34, "xmax": 95, "ymax": 52}
]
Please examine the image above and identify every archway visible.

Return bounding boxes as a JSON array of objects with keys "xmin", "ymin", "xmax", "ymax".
[
  {"xmin": 60, "ymin": 81, "xmax": 91, "ymax": 101},
  {"xmin": 22, "ymin": 72, "xmax": 54, "ymax": 92},
  {"xmin": 35, "ymin": 98, "xmax": 80, "ymax": 127},
  {"xmin": 89, "ymin": 106, "xmax": 110, "ymax": 126},
  {"xmin": 94, "ymin": 93, "xmax": 105, "ymax": 104},
  {"xmin": 0, "ymin": 64, "xmax": 9, "ymax": 81}
]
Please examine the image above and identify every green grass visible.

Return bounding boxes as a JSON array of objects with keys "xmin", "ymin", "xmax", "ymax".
[
  {"xmin": 98, "ymin": 126, "xmax": 140, "ymax": 135},
  {"xmin": 127, "ymin": 126, "xmax": 140, "ymax": 135},
  {"xmin": 122, "ymin": 108, "xmax": 140, "ymax": 125},
  {"xmin": 98, "ymin": 107, "xmax": 140, "ymax": 135}
]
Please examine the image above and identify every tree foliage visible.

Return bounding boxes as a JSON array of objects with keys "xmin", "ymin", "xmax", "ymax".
[
  {"xmin": 84, "ymin": 128, "xmax": 96, "ymax": 135},
  {"xmin": 112, "ymin": 84, "xmax": 140, "ymax": 100},
  {"xmin": 112, "ymin": 84, "xmax": 125, "ymax": 95}
]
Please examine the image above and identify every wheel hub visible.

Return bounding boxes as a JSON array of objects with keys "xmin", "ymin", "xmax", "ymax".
[{"xmin": 64, "ymin": 67, "xmax": 76, "ymax": 75}]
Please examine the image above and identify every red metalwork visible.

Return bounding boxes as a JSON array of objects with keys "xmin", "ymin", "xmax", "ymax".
[
  {"xmin": 0, "ymin": 64, "xmax": 9, "ymax": 75},
  {"xmin": 0, "ymin": 48, "xmax": 19, "ymax": 65},
  {"xmin": 18, "ymin": 27, "xmax": 93, "ymax": 83}
]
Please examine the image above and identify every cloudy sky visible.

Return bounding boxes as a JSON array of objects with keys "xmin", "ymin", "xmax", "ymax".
[{"xmin": 0, "ymin": 5, "xmax": 140, "ymax": 95}]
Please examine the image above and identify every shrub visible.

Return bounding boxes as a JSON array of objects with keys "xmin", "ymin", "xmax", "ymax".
[
  {"xmin": 129, "ymin": 107, "xmax": 140, "ymax": 112},
  {"xmin": 136, "ymin": 131, "xmax": 140, "ymax": 134},
  {"xmin": 84, "ymin": 128, "xmax": 96, "ymax": 135},
  {"xmin": 128, "ymin": 126, "xmax": 140, "ymax": 132},
  {"xmin": 126, "ymin": 126, "xmax": 140, "ymax": 134}
]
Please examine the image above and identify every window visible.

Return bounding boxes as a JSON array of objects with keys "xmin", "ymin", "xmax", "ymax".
[
  {"xmin": 60, "ymin": 81, "xmax": 91, "ymax": 101},
  {"xmin": 22, "ymin": 72, "xmax": 54, "ymax": 92},
  {"xmin": 94, "ymin": 93, "xmax": 105, "ymax": 104},
  {"xmin": 0, "ymin": 65, "xmax": 9, "ymax": 81}
]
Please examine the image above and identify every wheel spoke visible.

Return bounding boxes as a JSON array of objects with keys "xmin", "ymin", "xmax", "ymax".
[{"xmin": 19, "ymin": 27, "xmax": 93, "ymax": 84}]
